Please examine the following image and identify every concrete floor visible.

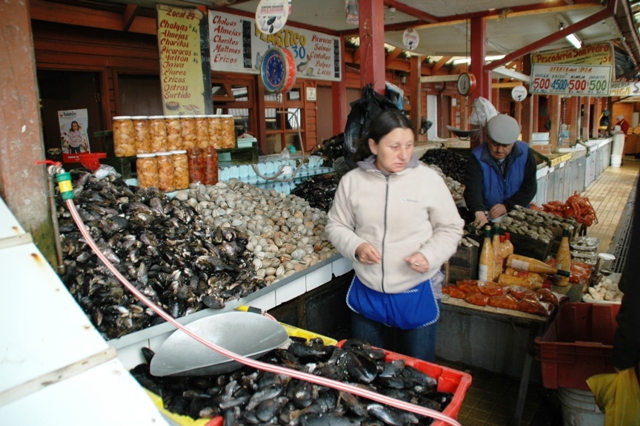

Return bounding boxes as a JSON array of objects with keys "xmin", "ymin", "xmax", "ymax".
[{"xmin": 439, "ymin": 157, "xmax": 640, "ymax": 426}]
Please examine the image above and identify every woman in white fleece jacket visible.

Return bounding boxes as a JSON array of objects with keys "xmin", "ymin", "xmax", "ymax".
[{"xmin": 326, "ymin": 110, "xmax": 464, "ymax": 362}]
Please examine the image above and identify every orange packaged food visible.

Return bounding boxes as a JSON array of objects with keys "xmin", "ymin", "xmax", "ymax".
[
  {"xmin": 518, "ymin": 299, "xmax": 550, "ymax": 316},
  {"xmin": 570, "ymin": 260, "xmax": 593, "ymax": 284},
  {"xmin": 446, "ymin": 285, "xmax": 467, "ymax": 299},
  {"xmin": 456, "ymin": 280, "xmax": 481, "ymax": 294},
  {"xmin": 465, "ymin": 293, "xmax": 489, "ymax": 307},
  {"xmin": 508, "ymin": 285, "xmax": 537, "ymax": 300},
  {"xmin": 536, "ymin": 288, "xmax": 559, "ymax": 307},
  {"xmin": 477, "ymin": 281, "xmax": 506, "ymax": 296},
  {"xmin": 489, "ymin": 294, "xmax": 520, "ymax": 310},
  {"xmin": 498, "ymin": 267, "xmax": 545, "ymax": 289}
]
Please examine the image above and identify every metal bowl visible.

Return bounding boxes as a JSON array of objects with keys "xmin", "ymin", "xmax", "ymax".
[{"xmin": 447, "ymin": 125, "xmax": 480, "ymax": 140}]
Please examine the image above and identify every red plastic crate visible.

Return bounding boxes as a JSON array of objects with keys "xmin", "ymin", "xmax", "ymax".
[
  {"xmin": 337, "ymin": 340, "xmax": 472, "ymax": 426},
  {"xmin": 534, "ymin": 302, "xmax": 620, "ymax": 391}
]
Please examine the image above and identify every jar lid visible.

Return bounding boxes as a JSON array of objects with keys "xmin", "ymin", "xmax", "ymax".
[
  {"xmin": 149, "ymin": 115, "xmax": 165, "ymax": 119},
  {"xmin": 180, "ymin": 115, "xmax": 196, "ymax": 119},
  {"xmin": 131, "ymin": 116, "xmax": 149, "ymax": 120},
  {"xmin": 136, "ymin": 153, "xmax": 156, "ymax": 158},
  {"xmin": 194, "ymin": 115, "xmax": 208, "ymax": 118},
  {"xmin": 113, "ymin": 116, "xmax": 133, "ymax": 120},
  {"xmin": 156, "ymin": 151, "xmax": 172, "ymax": 156},
  {"xmin": 221, "ymin": 114, "xmax": 233, "ymax": 118},
  {"xmin": 171, "ymin": 150, "xmax": 187, "ymax": 154}
]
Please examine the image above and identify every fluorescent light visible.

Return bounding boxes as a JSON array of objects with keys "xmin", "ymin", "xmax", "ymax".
[
  {"xmin": 452, "ymin": 55, "xmax": 505, "ymax": 65},
  {"xmin": 566, "ymin": 33, "xmax": 582, "ymax": 49}
]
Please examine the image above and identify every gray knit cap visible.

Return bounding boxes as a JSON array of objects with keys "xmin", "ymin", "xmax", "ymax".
[{"xmin": 487, "ymin": 114, "xmax": 519, "ymax": 145}]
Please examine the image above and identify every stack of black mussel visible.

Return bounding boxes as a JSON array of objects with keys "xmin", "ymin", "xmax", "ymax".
[
  {"xmin": 314, "ymin": 134, "xmax": 345, "ymax": 168},
  {"xmin": 418, "ymin": 149, "xmax": 468, "ymax": 184},
  {"xmin": 131, "ymin": 337, "xmax": 453, "ymax": 425},
  {"xmin": 55, "ymin": 170, "xmax": 264, "ymax": 340},
  {"xmin": 291, "ymin": 175, "xmax": 340, "ymax": 212}
]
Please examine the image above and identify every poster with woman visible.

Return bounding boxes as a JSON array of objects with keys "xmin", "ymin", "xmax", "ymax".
[{"xmin": 58, "ymin": 109, "xmax": 90, "ymax": 161}]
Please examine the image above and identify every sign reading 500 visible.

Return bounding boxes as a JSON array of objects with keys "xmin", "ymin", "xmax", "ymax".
[{"xmin": 530, "ymin": 64, "xmax": 611, "ymax": 96}]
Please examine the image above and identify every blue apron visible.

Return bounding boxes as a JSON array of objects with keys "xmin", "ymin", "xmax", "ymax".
[{"xmin": 346, "ymin": 272, "xmax": 442, "ymax": 330}]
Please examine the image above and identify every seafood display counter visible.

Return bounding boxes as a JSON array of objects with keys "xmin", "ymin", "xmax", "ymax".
[{"xmin": 0, "ymin": 197, "xmax": 170, "ymax": 426}]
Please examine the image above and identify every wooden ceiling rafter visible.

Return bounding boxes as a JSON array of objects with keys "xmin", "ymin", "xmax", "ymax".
[
  {"xmin": 385, "ymin": 47, "xmax": 403, "ymax": 66},
  {"xmin": 123, "ymin": 4, "xmax": 139, "ymax": 32}
]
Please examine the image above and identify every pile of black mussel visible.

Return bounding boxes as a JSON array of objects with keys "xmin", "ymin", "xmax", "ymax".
[
  {"xmin": 418, "ymin": 149, "xmax": 468, "ymax": 184},
  {"xmin": 56, "ymin": 170, "xmax": 263, "ymax": 339},
  {"xmin": 131, "ymin": 337, "xmax": 453, "ymax": 425},
  {"xmin": 291, "ymin": 175, "xmax": 340, "ymax": 212},
  {"xmin": 314, "ymin": 134, "xmax": 345, "ymax": 168}
]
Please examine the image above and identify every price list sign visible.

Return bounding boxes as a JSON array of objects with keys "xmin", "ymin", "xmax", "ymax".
[
  {"xmin": 531, "ymin": 64, "xmax": 611, "ymax": 96},
  {"xmin": 157, "ymin": 5, "xmax": 213, "ymax": 116}
]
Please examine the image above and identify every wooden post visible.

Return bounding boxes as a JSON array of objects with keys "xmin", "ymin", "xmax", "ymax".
[
  {"xmin": 569, "ymin": 97, "xmax": 579, "ymax": 147},
  {"xmin": 0, "ymin": 1, "xmax": 56, "ymax": 266},
  {"xmin": 582, "ymin": 97, "xmax": 591, "ymax": 140},
  {"xmin": 549, "ymin": 95, "xmax": 561, "ymax": 153},
  {"xmin": 410, "ymin": 55, "xmax": 422, "ymax": 139},
  {"xmin": 592, "ymin": 98, "xmax": 601, "ymax": 139},
  {"xmin": 358, "ymin": 0, "xmax": 386, "ymax": 94},
  {"xmin": 332, "ymin": 38, "xmax": 347, "ymax": 135}
]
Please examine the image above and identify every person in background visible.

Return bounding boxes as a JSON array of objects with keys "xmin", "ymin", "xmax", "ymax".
[
  {"xmin": 326, "ymin": 110, "xmax": 464, "ymax": 362},
  {"xmin": 616, "ymin": 114, "xmax": 630, "ymax": 135},
  {"xmin": 612, "ymin": 177, "xmax": 640, "ymax": 377},
  {"xmin": 463, "ymin": 114, "xmax": 537, "ymax": 227},
  {"xmin": 67, "ymin": 120, "xmax": 88, "ymax": 154}
]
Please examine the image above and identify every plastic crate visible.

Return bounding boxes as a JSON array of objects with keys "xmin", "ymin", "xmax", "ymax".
[
  {"xmin": 336, "ymin": 340, "xmax": 472, "ymax": 426},
  {"xmin": 534, "ymin": 302, "xmax": 620, "ymax": 391}
]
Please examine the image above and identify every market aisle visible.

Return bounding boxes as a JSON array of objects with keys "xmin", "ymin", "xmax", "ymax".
[
  {"xmin": 439, "ymin": 160, "xmax": 640, "ymax": 426},
  {"xmin": 581, "ymin": 158, "xmax": 640, "ymax": 253}
]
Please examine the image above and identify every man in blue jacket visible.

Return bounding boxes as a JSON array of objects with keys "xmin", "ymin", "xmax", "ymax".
[{"xmin": 463, "ymin": 114, "xmax": 537, "ymax": 226}]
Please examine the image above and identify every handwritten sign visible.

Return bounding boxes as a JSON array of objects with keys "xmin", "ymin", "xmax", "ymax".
[
  {"xmin": 209, "ymin": 11, "xmax": 341, "ymax": 82},
  {"xmin": 530, "ymin": 64, "xmax": 611, "ymax": 96},
  {"xmin": 609, "ymin": 80, "xmax": 640, "ymax": 97},
  {"xmin": 531, "ymin": 42, "xmax": 614, "ymax": 66},
  {"xmin": 157, "ymin": 5, "xmax": 212, "ymax": 116}
]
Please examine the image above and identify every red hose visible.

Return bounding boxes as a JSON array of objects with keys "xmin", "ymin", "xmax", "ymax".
[{"xmin": 66, "ymin": 198, "xmax": 460, "ymax": 426}]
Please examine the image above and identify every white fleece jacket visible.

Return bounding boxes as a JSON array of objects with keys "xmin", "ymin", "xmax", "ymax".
[{"xmin": 326, "ymin": 156, "xmax": 464, "ymax": 293}]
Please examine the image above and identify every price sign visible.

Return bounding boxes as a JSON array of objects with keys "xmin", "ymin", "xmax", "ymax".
[{"xmin": 530, "ymin": 64, "xmax": 611, "ymax": 96}]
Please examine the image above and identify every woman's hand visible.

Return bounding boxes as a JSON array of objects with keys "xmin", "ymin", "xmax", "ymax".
[
  {"xmin": 473, "ymin": 211, "xmax": 489, "ymax": 227},
  {"xmin": 489, "ymin": 204, "xmax": 508, "ymax": 219},
  {"xmin": 405, "ymin": 253, "xmax": 429, "ymax": 273},
  {"xmin": 355, "ymin": 243, "xmax": 381, "ymax": 265}
]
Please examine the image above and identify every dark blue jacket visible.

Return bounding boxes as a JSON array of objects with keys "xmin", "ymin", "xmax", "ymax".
[{"xmin": 464, "ymin": 141, "xmax": 537, "ymax": 213}]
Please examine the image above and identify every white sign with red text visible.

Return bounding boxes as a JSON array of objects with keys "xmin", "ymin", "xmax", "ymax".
[
  {"xmin": 530, "ymin": 64, "xmax": 611, "ymax": 96},
  {"xmin": 209, "ymin": 10, "xmax": 341, "ymax": 81}
]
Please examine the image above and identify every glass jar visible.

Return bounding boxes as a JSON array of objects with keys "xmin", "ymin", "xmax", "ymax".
[
  {"xmin": 204, "ymin": 146, "xmax": 219, "ymax": 185},
  {"xmin": 195, "ymin": 115, "xmax": 210, "ymax": 149},
  {"xmin": 180, "ymin": 115, "xmax": 197, "ymax": 150},
  {"xmin": 156, "ymin": 152, "xmax": 175, "ymax": 192},
  {"xmin": 149, "ymin": 115, "xmax": 168, "ymax": 153},
  {"xmin": 187, "ymin": 148, "xmax": 205, "ymax": 184},
  {"xmin": 136, "ymin": 153, "xmax": 158, "ymax": 188},
  {"xmin": 220, "ymin": 114, "xmax": 235, "ymax": 149},
  {"xmin": 172, "ymin": 150, "xmax": 189, "ymax": 190},
  {"xmin": 132, "ymin": 116, "xmax": 152, "ymax": 154},
  {"xmin": 207, "ymin": 115, "xmax": 222, "ymax": 149},
  {"xmin": 165, "ymin": 117, "xmax": 183, "ymax": 151},
  {"xmin": 113, "ymin": 116, "xmax": 136, "ymax": 157}
]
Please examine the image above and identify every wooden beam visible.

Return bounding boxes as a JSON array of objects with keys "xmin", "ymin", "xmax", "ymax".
[
  {"xmin": 122, "ymin": 4, "xmax": 139, "ymax": 32},
  {"xmin": 492, "ymin": 82, "xmax": 525, "ymax": 88},
  {"xmin": 384, "ymin": 0, "xmax": 438, "ymax": 24},
  {"xmin": 385, "ymin": 47, "xmax": 402, "ymax": 66},
  {"xmin": 431, "ymin": 56, "xmax": 451, "ymax": 74}
]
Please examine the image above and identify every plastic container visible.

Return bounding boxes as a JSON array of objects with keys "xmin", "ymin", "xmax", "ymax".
[
  {"xmin": 207, "ymin": 115, "xmax": 222, "ymax": 149},
  {"xmin": 165, "ymin": 116, "xmax": 183, "ymax": 151},
  {"xmin": 335, "ymin": 340, "xmax": 472, "ymax": 426},
  {"xmin": 194, "ymin": 115, "xmax": 210, "ymax": 149},
  {"xmin": 112, "ymin": 116, "xmax": 136, "ymax": 157},
  {"xmin": 180, "ymin": 115, "xmax": 197, "ymax": 150},
  {"xmin": 136, "ymin": 153, "xmax": 158, "ymax": 188},
  {"xmin": 156, "ymin": 152, "xmax": 175, "ymax": 192},
  {"xmin": 187, "ymin": 148, "xmax": 205, "ymax": 184},
  {"xmin": 132, "ymin": 116, "xmax": 152, "ymax": 154},
  {"xmin": 534, "ymin": 302, "xmax": 620, "ymax": 390},
  {"xmin": 203, "ymin": 146, "xmax": 218, "ymax": 185},
  {"xmin": 220, "ymin": 114, "xmax": 235, "ymax": 149},
  {"xmin": 558, "ymin": 387, "xmax": 604, "ymax": 426},
  {"xmin": 172, "ymin": 150, "xmax": 189, "ymax": 190},
  {"xmin": 149, "ymin": 115, "xmax": 168, "ymax": 153}
]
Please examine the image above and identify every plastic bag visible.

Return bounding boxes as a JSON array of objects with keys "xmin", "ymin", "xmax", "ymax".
[
  {"xmin": 469, "ymin": 97, "xmax": 498, "ymax": 127},
  {"xmin": 343, "ymin": 84, "xmax": 399, "ymax": 169},
  {"xmin": 587, "ymin": 367, "xmax": 640, "ymax": 426}
]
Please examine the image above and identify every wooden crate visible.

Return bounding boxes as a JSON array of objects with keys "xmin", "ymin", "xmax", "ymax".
[{"xmin": 448, "ymin": 244, "xmax": 479, "ymax": 283}]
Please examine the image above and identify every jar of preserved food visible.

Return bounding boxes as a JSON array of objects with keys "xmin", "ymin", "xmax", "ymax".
[
  {"xmin": 195, "ymin": 115, "xmax": 210, "ymax": 149},
  {"xmin": 180, "ymin": 116, "xmax": 197, "ymax": 150},
  {"xmin": 149, "ymin": 115, "xmax": 168, "ymax": 153},
  {"xmin": 187, "ymin": 148, "xmax": 205, "ymax": 184},
  {"xmin": 136, "ymin": 153, "xmax": 158, "ymax": 188},
  {"xmin": 113, "ymin": 116, "xmax": 136, "ymax": 157},
  {"xmin": 156, "ymin": 152, "xmax": 175, "ymax": 192},
  {"xmin": 165, "ymin": 117, "xmax": 183, "ymax": 151},
  {"xmin": 220, "ymin": 114, "xmax": 235, "ymax": 149},
  {"xmin": 172, "ymin": 150, "xmax": 189, "ymax": 190},
  {"xmin": 132, "ymin": 116, "xmax": 152, "ymax": 154},
  {"xmin": 207, "ymin": 115, "xmax": 222, "ymax": 149},
  {"xmin": 204, "ymin": 146, "xmax": 219, "ymax": 185}
]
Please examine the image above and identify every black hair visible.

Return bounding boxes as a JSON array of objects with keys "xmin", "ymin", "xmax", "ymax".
[{"xmin": 353, "ymin": 110, "xmax": 414, "ymax": 162}]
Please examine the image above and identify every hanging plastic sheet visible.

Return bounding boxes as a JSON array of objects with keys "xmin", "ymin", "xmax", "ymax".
[{"xmin": 469, "ymin": 97, "xmax": 498, "ymax": 127}]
